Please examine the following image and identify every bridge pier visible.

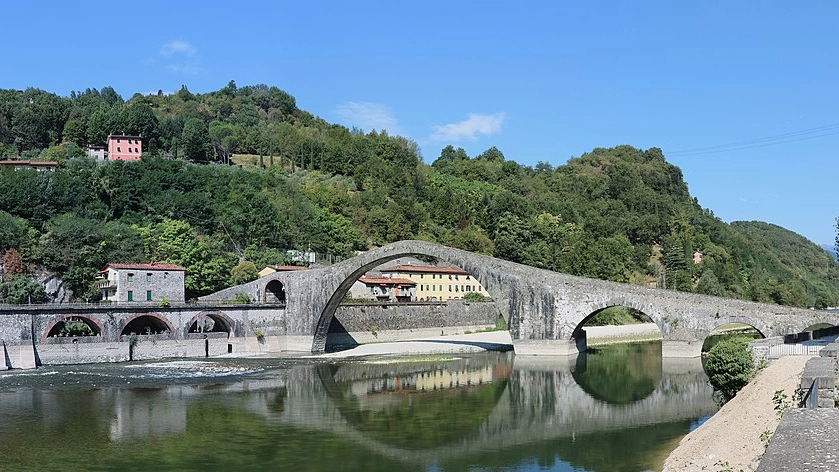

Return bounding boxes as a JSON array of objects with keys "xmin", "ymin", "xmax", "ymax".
[
  {"xmin": 512, "ymin": 338, "xmax": 586, "ymax": 356},
  {"xmin": 662, "ymin": 340, "xmax": 703, "ymax": 358},
  {"xmin": 3, "ymin": 341, "xmax": 36, "ymax": 369}
]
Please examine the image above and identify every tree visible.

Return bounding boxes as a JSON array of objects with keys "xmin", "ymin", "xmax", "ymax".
[
  {"xmin": 181, "ymin": 118, "xmax": 211, "ymax": 162},
  {"xmin": 209, "ymin": 121, "xmax": 239, "ymax": 164},
  {"xmin": 0, "ymin": 275, "xmax": 48, "ymax": 304},
  {"xmin": 704, "ymin": 336, "xmax": 754, "ymax": 399},
  {"xmin": 230, "ymin": 260, "xmax": 258, "ymax": 285},
  {"xmin": 2, "ymin": 248, "xmax": 24, "ymax": 275}
]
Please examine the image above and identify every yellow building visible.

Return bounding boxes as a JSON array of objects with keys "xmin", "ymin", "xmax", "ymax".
[
  {"xmin": 379, "ymin": 265, "xmax": 488, "ymax": 301},
  {"xmin": 257, "ymin": 265, "xmax": 308, "ymax": 278}
]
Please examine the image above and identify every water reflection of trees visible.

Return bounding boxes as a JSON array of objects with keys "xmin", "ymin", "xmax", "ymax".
[{"xmin": 572, "ymin": 342, "xmax": 663, "ymax": 403}]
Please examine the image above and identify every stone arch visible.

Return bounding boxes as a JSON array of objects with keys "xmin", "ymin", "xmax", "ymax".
[
  {"xmin": 42, "ymin": 314, "xmax": 104, "ymax": 342},
  {"xmin": 574, "ymin": 297, "xmax": 664, "ymax": 339},
  {"xmin": 120, "ymin": 312, "xmax": 175, "ymax": 336},
  {"xmin": 186, "ymin": 311, "xmax": 234, "ymax": 335},
  {"xmin": 706, "ymin": 316, "xmax": 769, "ymax": 339},
  {"xmin": 264, "ymin": 279, "xmax": 286, "ymax": 303},
  {"xmin": 311, "ymin": 243, "xmax": 511, "ymax": 352}
]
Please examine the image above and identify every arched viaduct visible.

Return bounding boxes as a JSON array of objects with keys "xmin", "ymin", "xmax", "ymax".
[{"xmin": 201, "ymin": 240, "xmax": 839, "ymax": 356}]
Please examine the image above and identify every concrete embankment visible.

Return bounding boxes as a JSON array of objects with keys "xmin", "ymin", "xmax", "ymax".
[{"xmin": 662, "ymin": 356, "xmax": 813, "ymax": 472}]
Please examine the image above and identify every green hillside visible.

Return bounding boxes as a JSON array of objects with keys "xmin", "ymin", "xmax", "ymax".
[{"xmin": 0, "ymin": 83, "xmax": 837, "ymax": 307}]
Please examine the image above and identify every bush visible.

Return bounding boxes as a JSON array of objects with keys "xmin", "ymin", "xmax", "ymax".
[
  {"xmin": 704, "ymin": 336, "xmax": 754, "ymax": 398},
  {"xmin": 463, "ymin": 292, "xmax": 489, "ymax": 301}
]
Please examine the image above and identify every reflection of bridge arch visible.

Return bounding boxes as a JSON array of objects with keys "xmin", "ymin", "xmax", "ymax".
[
  {"xmin": 258, "ymin": 355, "xmax": 719, "ymax": 465},
  {"xmin": 186, "ymin": 311, "xmax": 234, "ymax": 335},
  {"xmin": 42, "ymin": 314, "xmax": 104, "ymax": 342},
  {"xmin": 120, "ymin": 312, "xmax": 174, "ymax": 336}
]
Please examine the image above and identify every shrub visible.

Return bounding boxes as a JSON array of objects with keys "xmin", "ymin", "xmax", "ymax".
[
  {"xmin": 231, "ymin": 292, "xmax": 252, "ymax": 304},
  {"xmin": 704, "ymin": 336, "xmax": 754, "ymax": 398},
  {"xmin": 463, "ymin": 292, "xmax": 489, "ymax": 301}
]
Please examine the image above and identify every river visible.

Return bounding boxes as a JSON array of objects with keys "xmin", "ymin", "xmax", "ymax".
[{"xmin": 0, "ymin": 342, "xmax": 718, "ymax": 471}]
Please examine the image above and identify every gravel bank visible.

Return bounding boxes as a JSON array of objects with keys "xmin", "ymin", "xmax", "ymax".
[{"xmin": 662, "ymin": 355, "xmax": 814, "ymax": 472}]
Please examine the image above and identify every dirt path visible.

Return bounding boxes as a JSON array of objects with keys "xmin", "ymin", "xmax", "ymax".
[{"xmin": 662, "ymin": 355, "xmax": 813, "ymax": 472}]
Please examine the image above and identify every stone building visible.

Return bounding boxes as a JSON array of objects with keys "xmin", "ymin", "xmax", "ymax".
[
  {"xmin": 348, "ymin": 276, "xmax": 416, "ymax": 302},
  {"xmin": 97, "ymin": 263, "xmax": 185, "ymax": 303}
]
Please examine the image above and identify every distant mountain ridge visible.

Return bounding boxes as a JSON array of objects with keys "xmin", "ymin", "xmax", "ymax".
[{"xmin": 822, "ymin": 244, "xmax": 838, "ymax": 260}]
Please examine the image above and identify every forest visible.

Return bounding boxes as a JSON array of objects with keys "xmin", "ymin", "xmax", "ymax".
[{"xmin": 0, "ymin": 82, "xmax": 838, "ymax": 307}]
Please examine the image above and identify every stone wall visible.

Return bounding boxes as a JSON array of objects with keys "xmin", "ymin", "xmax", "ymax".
[{"xmin": 326, "ymin": 300, "xmax": 501, "ymax": 347}]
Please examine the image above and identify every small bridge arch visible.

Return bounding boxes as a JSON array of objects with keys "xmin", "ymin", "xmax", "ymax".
[
  {"xmin": 187, "ymin": 311, "xmax": 235, "ymax": 335},
  {"xmin": 120, "ymin": 312, "xmax": 175, "ymax": 336},
  {"xmin": 42, "ymin": 314, "xmax": 104, "ymax": 342},
  {"xmin": 264, "ymin": 279, "xmax": 287, "ymax": 304}
]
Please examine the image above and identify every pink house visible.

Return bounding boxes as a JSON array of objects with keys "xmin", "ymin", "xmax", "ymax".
[{"xmin": 107, "ymin": 134, "xmax": 143, "ymax": 161}]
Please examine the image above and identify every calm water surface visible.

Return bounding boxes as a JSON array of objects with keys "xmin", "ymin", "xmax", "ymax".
[{"xmin": 0, "ymin": 342, "xmax": 717, "ymax": 471}]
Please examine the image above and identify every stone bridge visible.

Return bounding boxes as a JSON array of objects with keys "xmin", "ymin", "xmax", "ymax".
[{"xmin": 202, "ymin": 240, "xmax": 839, "ymax": 356}]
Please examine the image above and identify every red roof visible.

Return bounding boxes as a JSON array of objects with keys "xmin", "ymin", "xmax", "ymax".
[
  {"xmin": 380, "ymin": 265, "xmax": 469, "ymax": 275},
  {"xmin": 359, "ymin": 276, "xmax": 416, "ymax": 286},
  {"xmin": 0, "ymin": 160, "xmax": 58, "ymax": 167},
  {"xmin": 101, "ymin": 263, "xmax": 185, "ymax": 272}
]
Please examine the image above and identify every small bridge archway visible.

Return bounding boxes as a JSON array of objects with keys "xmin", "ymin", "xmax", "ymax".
[
  {"xmin": 42, "ymin": 314, "xmax": 104, "ymax": 342},
  {"xmin": 120, "ymin": 312, "xmax": 175, "ymax": 336},
  {"xmin": 186, "ymin": 311, "xmax": 235, "ymax": 335}
]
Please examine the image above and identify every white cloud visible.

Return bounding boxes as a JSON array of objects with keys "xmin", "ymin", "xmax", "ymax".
[
  {"xmin": 429, "ymin": 113, "xmax": 505, "ymax": 142},
  {"xmin": 159, "ymin": 40, "xmax": 201, "ymax": 75},
  {"xmin": 160, "ymin": 40, "xmax": 197, "ymax": 57},
  {"xmin": 335, "ymin": 101, "xmax": 402, "ymax": 134}
]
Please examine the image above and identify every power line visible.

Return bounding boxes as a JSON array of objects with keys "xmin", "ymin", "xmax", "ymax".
[{"xmin": 666, "ymin": 122, "xmax": 839, "ymax": 156}]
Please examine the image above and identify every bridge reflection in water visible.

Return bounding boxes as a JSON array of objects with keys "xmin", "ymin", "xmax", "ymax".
[{"xmin": 0, "ymin": 344, "xmax": 718, "ymax": 472}]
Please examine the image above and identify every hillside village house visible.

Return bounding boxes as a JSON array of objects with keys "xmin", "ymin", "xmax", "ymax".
[
  {"xmin": 348, "ymin": 276, "xmax": 417, "ymax": 302},
  {"xmin": 379, "ymin": 265, "xmax": 488, "ymax": 301},
  {"xmin": 0, "ymin": 160, "xmax": 58, "ymax": 172},
  {"xmin": 106, "ymin": 134, "xmax": 143, "ymax": 161},
  {"xmin": 85, "ymin": 145, "xmax": 106, "ymax": 161},
  {"xmin": 98, "ymin": 263, "xmax": 185, "ymax": 303}
]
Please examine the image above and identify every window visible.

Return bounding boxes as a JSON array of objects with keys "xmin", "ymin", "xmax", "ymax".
[
  {"xmin": 127, "ymin": 290, "xmax": 133, "ymax": 301},
  {"xmin": 466, "ymin": 275, "xmax": 471, "ymax": 280},
  {"xmin": 448, "ymin": 285, "xmax": 452, "ymax": 292},
  {"xmin": 146, "ymin": 273, "xmax": 152, "ymax": 282},
  {"xmin": 127, "ymin": 273, "xmax": 134, "ymax": 282},
  {"xmin": 448, "ymin": 275, "xmax": 452, "ymax": 280},
  {"xmin": 420, "ymin": 274, "xmax": 424, "ymax": 279},
  {"xmin": 117, "ymin": 147, "xmax": 121, "ymax": 152},
  {"xmin": 117, "ymin": 138, "xmax": 121, "ymax": 143},
  {"xmin": 146, "ymin": 290, "xmax": 152, "ymax": 301},
  {"xmin": 134, "ymin": 148, "xmax": 138, "ymax": 153},
  {"xmin": 455, "ymin": 275, "xmax": 459, "ymax": 280}
]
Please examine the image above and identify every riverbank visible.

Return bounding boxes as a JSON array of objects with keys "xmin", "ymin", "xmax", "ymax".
[{"xmin": 661, "ymin": 355, "xmax": 814, "ymax": 472}]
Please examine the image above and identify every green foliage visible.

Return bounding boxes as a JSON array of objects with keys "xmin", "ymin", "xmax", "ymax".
[
  {"xmin": 232, "ymin": 292, "xmax": 252, "ymax": 304},
  {"xmin": 230, "ymin": 260, "xmax": 258, "ymax": 285},
  {"xmin": 58, "ymin": 318, "xmax": 94, "ymax": 336},
  {"xmin": 463, "ymin": 291, "xmax": 489, "ymax": 301},
  {"xmin": 586, "ymin": 306, "xmax": 652, "ymax": 326},
  {"xmin": 0, "ymin": 83, "xmax": 836, "ymax": 308},
  {"xmin": 704, "ymin": 336, "xmax": 754, "ymax": 399},
  {"xmin": 0, "ymin": 275, "xmax": 48, "ymax": 304}
]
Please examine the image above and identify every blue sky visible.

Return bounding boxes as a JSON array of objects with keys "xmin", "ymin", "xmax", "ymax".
[{"xmin": 2, "ymin": 1, "xmax": 837, "ymax": 246}]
